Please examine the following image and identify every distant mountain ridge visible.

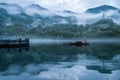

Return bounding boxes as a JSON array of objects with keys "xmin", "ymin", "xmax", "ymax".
[
  {"xmin": 0, "ymin": 3, "xmax": 120, "ymax": 28},
  {"xmin": 63, "ymin": 10, "xmax": 78, "ymax": 14},
  {"xmin": 86, "ymin": 5, "xmax": 119, "ymax": 13},
  {"xmin": 0, "ymin": 3, "xmax": 77, "ymax": 27},
  {"xmin": 26, "ymin": 4, "xmax": 48, "ymax": 10},
  {"xmin": 0, "ymin": 3, "xmax": 120, "ymax": 38}
]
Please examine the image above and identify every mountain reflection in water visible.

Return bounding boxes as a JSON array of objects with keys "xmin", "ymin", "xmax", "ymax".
[{"xmin": 0, "ymin": 42, "xmax": 120, "ymax": 80}]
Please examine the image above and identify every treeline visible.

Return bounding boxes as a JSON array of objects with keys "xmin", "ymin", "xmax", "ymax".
[{"xmin": 0, "ymin": 19, "xmax": 120, "ymax": 38}]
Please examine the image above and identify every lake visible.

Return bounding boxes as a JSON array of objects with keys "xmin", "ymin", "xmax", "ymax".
[{"xmin": 0, "ymin": 39, "xmax": 120, "ymax": 80}]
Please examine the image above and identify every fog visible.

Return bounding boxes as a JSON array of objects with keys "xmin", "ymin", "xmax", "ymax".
[
  {"xmin": 30, "ymin": 38, "xmax": 120, "ymax": 44},
  {"xmin": 0, "ymin": 3, "xmax": 23, "ymax": 14},
  {"xmin": 24, "ymin": 6, "xmax": 55, "ymax": 17},
  {"xmin": 30, "ymin": 39, "xmax": 75, "ymax": 44},
  {"xmin": 54, "ymin": 10, "xmax": 120, "ymax": 25},
  {"xmin": 87, "ymin": 38, "xmax": 120, "ymax": 44},
  {"xmin": 74, "ymin": 10, "xmax": 120, "ymax": 25},
  {"xmin": 1, "ymin": 36, "xmax": 120, "ymax": 44},
  {"xmin": 1, "ymin": 3, "xmax": 120, "ymax": 25}
]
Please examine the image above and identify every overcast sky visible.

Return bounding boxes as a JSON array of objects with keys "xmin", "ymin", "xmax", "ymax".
[{"xmin": 0, "ymin": 0, "xmax": 120, "ymax": 12}]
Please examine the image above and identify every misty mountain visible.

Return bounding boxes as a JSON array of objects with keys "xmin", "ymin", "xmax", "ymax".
[
  {"xmin": 63, "ymin": 10, "xmax": 78, "ymax": 14},
  {"xmin": 25, "ymin": 4, "xmax": 52, "ymax": 17},
  {"xmin": 0, "ymin": 3, "xmax": 120, "ymax": 38},
  {"xmin": 0, "ymin": 3, "xmax": 120, "ymax": 28},
  {"xmin": 27, "ymin": 4, "xmax": 48, "ymax": 10},
  {"xmin": 86, "ymin": 5, "xmax": 119, "ymax": 14},
  {"xmin": 0, "ymin": 3, "xmax": 24, "ymax": 14},
  {"xmin": 0, "ymin": 3, "xmax": 77, "ymax": 27},
  {"xmin": 83, "ymin": 5, "xmax": 120, "ymax": 25},
  {"xmin": 0, "ymin": 4, "xmax": 32, "ymax": 27}
]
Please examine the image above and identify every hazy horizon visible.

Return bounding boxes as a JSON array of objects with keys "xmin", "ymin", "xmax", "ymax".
[{"xmin": 0, "ymin": 0, "xmax": 120, "ymax": 13}]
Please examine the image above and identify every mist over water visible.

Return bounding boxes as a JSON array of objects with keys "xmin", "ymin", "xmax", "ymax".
[
  {"xmin": 0, "ymin": 42, "xmax": 120, "ymax": 80},
  {"xmin": 88, "ymin": 38, "xmax": 120, "ymax": 44},
  {"xmin": 0, "ymin": 0, "xmax": 120, "ymax": 80},
  {"xmin": 30, "ymin": 38, "xmax": 120, "ymax": 44},
  {"xmin": 30, "ymin": 39, "xmax": 75, "ymax": 44},
  {"xmin": 0, "ymin": 37, "xmax": 120, "ymax": 80}
]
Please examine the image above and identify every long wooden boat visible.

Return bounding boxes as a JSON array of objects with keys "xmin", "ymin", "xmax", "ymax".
[
  {"xmin": 0, "ymin": 38, "xmax": 29, "ymax": 48},
  {"xmin": 0, "ymin": 43, "xmax": 29, "ymax": 48}
]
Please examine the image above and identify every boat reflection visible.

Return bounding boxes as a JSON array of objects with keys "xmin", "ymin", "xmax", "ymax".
[{"xmin": 0, "ymin": 46, "xmax": 29, "ymax": 53}]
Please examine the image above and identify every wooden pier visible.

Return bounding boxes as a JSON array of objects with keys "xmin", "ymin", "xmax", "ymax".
[{"xmin": 0, "ymin": 38, "xmax": 29, "ymax": 48}]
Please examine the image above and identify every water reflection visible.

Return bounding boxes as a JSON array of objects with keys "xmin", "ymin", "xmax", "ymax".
[
  {"xmin": 0, "ymin": 43, "xmax": 120, "ymax": 80},
  {"xmin": 0, "ymin": 47, "xmax": 29, "ymax": 53},
  {"xmin": 85, "ymin": 44, "xmax": 120, "ymax": 74},
  {"xmin": 69, "ymin": 43, "xmax": 120, "ymax": 74}
]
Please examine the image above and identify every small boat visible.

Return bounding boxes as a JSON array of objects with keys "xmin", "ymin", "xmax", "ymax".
[{"xmin": 69, "ymin": 40, "xmax": 89, "ymax": 46}]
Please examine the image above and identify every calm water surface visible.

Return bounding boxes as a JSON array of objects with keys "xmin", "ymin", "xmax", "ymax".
[{"xmin": 0, "ymin": 41, "xmax": 120, "ymax": 80}]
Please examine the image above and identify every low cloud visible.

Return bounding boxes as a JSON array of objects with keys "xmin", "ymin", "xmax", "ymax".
[{"xmin": 0, "ymin": 0, "xmax": 120, "ymax": 13}]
